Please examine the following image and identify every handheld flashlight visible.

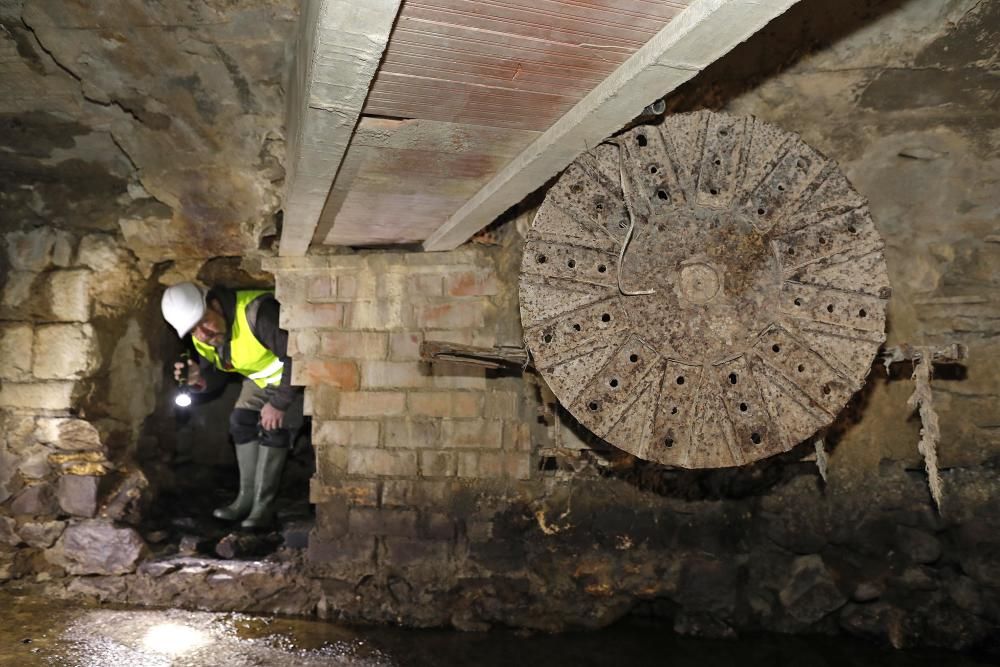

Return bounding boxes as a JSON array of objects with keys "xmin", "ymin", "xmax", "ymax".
[{"xmin": 174, "ymin": 351, "xmax": 193, "ymax": 408}]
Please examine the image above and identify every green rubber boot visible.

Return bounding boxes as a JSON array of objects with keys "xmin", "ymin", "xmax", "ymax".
[
  {"xmin": 241, "ymin": 446, "xmax": 287, "ymax": 530},
  {"xmin": 213, "ymin": 441, "xmax": 260, "ymax": 521}
]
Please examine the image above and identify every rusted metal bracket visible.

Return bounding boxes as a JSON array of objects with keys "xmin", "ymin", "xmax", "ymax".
[
  {"xmin": 881, "ymin": 343, "xmax": 967, "ymax": 370},
  {"xmin": 420, "ymin": 341, "xmax": 531, "ymax": 370}
]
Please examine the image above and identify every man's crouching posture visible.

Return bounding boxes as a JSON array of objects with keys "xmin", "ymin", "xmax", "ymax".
[{"xmin": 161, "ymin": 282, "xmax": 304, "ymax": 529}]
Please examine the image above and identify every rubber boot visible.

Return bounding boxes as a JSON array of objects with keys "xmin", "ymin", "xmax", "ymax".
[
  {"xmin": 212, "ymin": 441, "xmax": 260, "ymax": 520},
  {"xmin": 241, "ymin": 446, "xmax": 287, "ymax": 529}
]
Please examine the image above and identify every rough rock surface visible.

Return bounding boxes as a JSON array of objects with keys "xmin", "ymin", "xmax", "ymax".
[{"xmin": 46, "ymin": 521, "xmax": 147, "ymax": 575}]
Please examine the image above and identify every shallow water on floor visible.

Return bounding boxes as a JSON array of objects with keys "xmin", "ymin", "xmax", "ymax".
[{"xmin": 2, "ymin": 591, "xmax": 996, "ymax": 667}]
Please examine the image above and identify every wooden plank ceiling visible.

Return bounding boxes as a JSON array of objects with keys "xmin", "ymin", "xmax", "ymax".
[{"xmin": 318, "ymin": 0, "xmax": 687, "ymax": 246}]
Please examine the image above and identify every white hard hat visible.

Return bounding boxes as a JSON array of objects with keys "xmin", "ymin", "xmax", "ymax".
[{"xmin": 161, "ymin": 282, "xmax": 207, "ymax": 337}]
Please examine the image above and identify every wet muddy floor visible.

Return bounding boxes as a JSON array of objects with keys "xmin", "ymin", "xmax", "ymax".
[{"xmin": 3, "ymin": 590, "xmax": 996, "ymax": 667}]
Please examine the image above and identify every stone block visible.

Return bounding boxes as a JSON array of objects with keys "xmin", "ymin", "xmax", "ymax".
[
  {"xmin": 444, "ymin": 270, "xmax": 499, "ymax": 297},
  {"xmin": 347, "ymin": 448, "xmax": 417, "ymax": 477},
  {"xmin": 291, "ymin": 358, "xmax": 359, "ymax": 389},
  {"xmin": 337, "ymin": 391, "xmax": 405, "ymax": 418},
  {"xmin": 388, "ymin": 332, "xmax": 423, "ymax": 360},
  {"xmin": 408, "ymin": 391, "xmax": 482, "ymax": 418},
  {"xmin": 10, "ymin": 483, "xmax": 58, "ymax": 516},
  {"xmin": 5, "ymin": 228, "xmax": 72, "ymax": 271},
  {"xmin": 415, "ymin": 301, "xmax": 487, "ymax": 329},
  {"xmin": 279, "ymin": 302, "xmax": 346, "ymax": 330},
  {"xmin": 503, "ymin": 422, "xmax": 533, "ymax": 452},
  {"xmin": 779, "ymin": 554, "xmax": 848, "ymax": 624},
  {"xmin": 18, "ymin": 520, "xmax": 66, "ymax": 548},
  {"xmin": 419, "ymin": 450, "xmax": 456, "ymax": 477},
  {"xmin": 76, "ymin": 234, "xmax": 123, "ymax": 272},
  {"xmin": 320, "ymin": 331, "xmax": 388, "ymax": 360},
  {"xmin": 34, "ymin": 418, "xmax": 104, "ymax": 451},
  {"xmin": 336, "ymin": 274, "xmax": 359, "ymax": 298},
  {"xmin": 17, "ymin": 445, "xmax": 51, "ymax": 479},
  {"xmin": 0, "ymin": 324, "xmax": 33, "ymax": 381},
  {"xmin": 58, "ymin": 475, "xmax": 99, "ymax": 518},
  {"xmin": 46, "ymin": 520, "xmax": 146, "ymax": 575},
  {"xmin": 0, "ymin": 446, "xmax": 20, "ymax": 504},
  {"xmin": 1, "ymin": 271, "xmax": 37, "ymax": 309},
  {"xmin": 458, "ymin": 452, "xmax": 532, "ymax": 480},
  {"xmin": 47, "ymin": 270, "xmax": 92, "ymax": 322},
  {"xmin": 0, "ymin": 516, "xmax": 19, "ymax": 546},
  {"xmin": 381, "ymin": 536, "xmax": 450, "ymax": 567},
  {"xmin": 382, "ymin": 419, "xmax": 440, "ymax": 448},
  {"xmin": 441, "ymin": 419, "xmax": 503, "ymax": 449},
  {"xmin": 348, "ymin": 508, "xmax": 418, "ymax": 537},
  {"xmin": 309, "ymin": 478, "xmax": 379, "ymax": 507},
  {"xmin": 0, "ymin": 382, "xmax": 75, "ymax": 411},
  {"xmin": 420, "ymin": 512, "xmax": 456, "ymax": 540},
  {"xmin": 381, "ymin": 479, "xmax": 450, "ymax": 508},
  {"xmin": 313, "ymin": 420, "xmax": 379, "ymax": 447},
  {"xmin": 32, "ymin": 323, "xmax": 99, "ymax": 379}
]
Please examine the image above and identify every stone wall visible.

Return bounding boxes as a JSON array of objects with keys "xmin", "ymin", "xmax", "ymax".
[{"xmin": 0, "ymin": 226, "xmax": 160, "ymax": 581}]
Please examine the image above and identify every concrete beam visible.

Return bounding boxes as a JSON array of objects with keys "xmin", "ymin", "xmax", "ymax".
[
  {"xmin": 280, "ymin": 0, "xmax": 402, "ymax": 257},
  {"xmin": 422, "ymin": 0, "xmax": 801, "ymax": 252}
]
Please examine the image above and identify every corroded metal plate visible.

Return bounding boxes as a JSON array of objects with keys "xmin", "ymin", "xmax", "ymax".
[{"xmin": 519, "ymin": 111, "xmax": 891, "ymax": 469}]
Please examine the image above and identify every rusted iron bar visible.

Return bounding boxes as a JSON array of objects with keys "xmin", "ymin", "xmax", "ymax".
[{"xmin": 420, "ymin": 341, "xmax": 530, "ymax": 370}]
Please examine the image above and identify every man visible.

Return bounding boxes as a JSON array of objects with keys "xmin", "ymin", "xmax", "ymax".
[{"xmin": 161, "ymin": 282, "xmax": 302, "ymax": 529}]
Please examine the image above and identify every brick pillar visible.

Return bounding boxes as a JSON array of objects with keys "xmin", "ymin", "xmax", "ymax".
[{"xmin": 263, "ymin": 248, "xmax": 533, "ymax": 581}]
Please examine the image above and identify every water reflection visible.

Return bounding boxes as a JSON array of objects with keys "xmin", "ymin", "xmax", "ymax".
[{"xmin": 3, "ymin": 591, "xmax": 995, "ymax": 667}]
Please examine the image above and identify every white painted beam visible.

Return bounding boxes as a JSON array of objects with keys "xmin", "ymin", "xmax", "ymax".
[
  {"xmin": 422, "ymin": 0, "xmax": 801, "ymax": 252},
  {"xmin": 280, "ymin": 0, "xmax": 402, "ymax": 257}
]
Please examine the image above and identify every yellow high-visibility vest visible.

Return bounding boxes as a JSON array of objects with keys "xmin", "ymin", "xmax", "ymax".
[{"xmin": 192, "ymin": 290, "xmax": 284, "ymax": 388}]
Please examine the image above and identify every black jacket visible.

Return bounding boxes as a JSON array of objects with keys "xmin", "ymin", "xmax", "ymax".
[{"xmin": 194, "ymin": 287, "xmax": 300, "ymax": 411}]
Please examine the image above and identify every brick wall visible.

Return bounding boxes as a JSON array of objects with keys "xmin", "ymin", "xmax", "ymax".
[{"xmin": 262, "ymin": 247, "xmax": 535, "ymax": 580}]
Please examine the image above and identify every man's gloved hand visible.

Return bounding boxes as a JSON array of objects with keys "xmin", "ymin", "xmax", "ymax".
[
  {"xmin": 173, "ymin": 358, "xmax": 207, "ymax": 391},
  {"xmin": 260, "ymin": 402, "xmax": 285, "ymax": 431}
]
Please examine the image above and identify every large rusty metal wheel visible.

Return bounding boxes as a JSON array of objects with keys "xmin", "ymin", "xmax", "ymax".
[{"xmin": 520, "ymin": 111, "xmax": 891, "ymax": 468}]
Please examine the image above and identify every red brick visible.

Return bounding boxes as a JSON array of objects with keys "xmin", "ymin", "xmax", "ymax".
[
  {"xmin": 307, "ymin": 275, "xmax": 336, "ymax": 301},
  {"xmin": 292, "ymin": 359, "xmax": 359, "ymax": 389},
  {"xmin": 347, "ymin": 448, "xmax": 417, "ymax": 476},
  {"xmin": 408, "ymin": 274, "xmax": 443, "ymax": 296},
  {"xmin": 415, "ymin": 301, "xmax": 486, "ymax": 329},
  {"xmin": 320, "ymin": 331, "xmax": 388, "ymax": 360},
  {"xmin": 280, "ymin": 303, "xmax": 346, "ymax": 330},
  {"xmin": 444, "ymin": 270, "xmax": 498, "ymax": 297},
  {"xmin": 361, "ymin": 360, "xmax": 431, "ymax": 389},
  {"xmin": 408, "ymin": 391, "xmax": 482, "ymax": 418},
  {"xmin": 338, "ymin": 391, "xmax": 405, "ymax": 417},
  {"xmin": 388, "ymin": 332, "xmax": 423, "ymax": 360}
]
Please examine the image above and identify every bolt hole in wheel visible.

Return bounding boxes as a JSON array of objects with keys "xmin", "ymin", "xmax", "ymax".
[
  {"xmin": 609, "ymin": 378, "xmax": 619, "ymax": 388},
  {"xmin": 739, "ymin": 403, "xmax": 748, "ymax": 412},
  {"xmin": 822, "ymin": 385, "xmax": 832, "ymax": 395},
  {"xmin": 710, "ymin": 188, "xmax": 719, "ymax": 195},
  {"xmin": 629, "ymin": 354, "xmax": 639, "ymax": 363},
  {"xmin": 797, "ymin": 364, "xmax": 805, "ymax": 373},
  {"xmin": 787, "ymin": 247, "xmax": 795, "ymax": 256},
  {"xmin": 601, "ymin": 313, "xmax": 611, "ymax": 323},
  {"xmin": 794, "ymin": 298, "xmax": 802, "ymax": 306},
  {"xmin": 671, "ymin": 406, "xmax": 678, "ymax": 415},
  {"xmin": 859, "ymin": 309, "xmax": 867, "ymax": 318},
  {"xmin": 637, "ymin": 134, "xmax": 647, "ymax": 146},
  {"xmin": 537, "ymin": 254, "xmax": 546, "ymax": 264},
  {"xmin": 649, "ymin": 165, "xmax": 658, "ymax": 174},
  {"xmin": 772, "ymin": 344, "xmax": 781, "ymax": 353},
  {"xmin": 657, "ymin": 190, "xmax": 668, "ymax": 200},
  {"xmin": 572, "ymin": 323, "xmax": 581, "ymax": 332},
  {"xmin": 596, "ymin": 202, "xmax": 604, "ymax": 211},
  {"xmin": 676, "ymin": 376, "xmax": 685, "ymax": 385},
  {"xmin": 714, "ymin": 158, "xmax": 721, "ymax": 166},
  {"xmin": 543, "ymin": 333, "xmax": 552, "ymax": 343},
  {"xmin": 818, "ymin": 236, "xmax": 826, "ymax": 244},
  {"xmin": 757, "ymin": 207, "xmax": 766, "ymax": 215},
  {"xmin": 827, "ymin": 304, "xmax": 834, "ymax": 313},
  {"xmin": 598, "ymin": 264, "xmax": 607, "ymax": 273},
  {"xmin": 777, "ymin": 184, "xmax": 785, "ymax": 191},
  {"xmin": 729, "ymin": 373, "xmax": 738, "ymax": 385},
  {"xmin": 567, "ymin": 259, "xmax": 576, "ymax": 268},
  {"xmin": 665, "ymin": 437, "xmax": 674, "ymax": 448},
  {"xmin": 589, "ymin": 401, "xmax": 600, "ymax": 411},
  {"xmin": 848, "ymin": 225, "xmax": 857, "ymax": 233},
  {"xmin": 750, "ymin": 432, "xmax": 762, "ymax": 444}
]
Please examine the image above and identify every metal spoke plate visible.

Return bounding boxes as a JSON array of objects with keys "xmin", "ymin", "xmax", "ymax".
[{"xmin": 519, "ymin": 111, "xmax": 891, "ymax": 468}]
